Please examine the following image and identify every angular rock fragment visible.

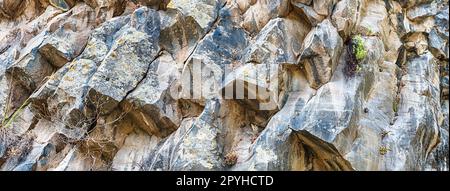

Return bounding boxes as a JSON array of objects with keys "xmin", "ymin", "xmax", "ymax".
[
  {"xmin": 242, "ymin": 0, "xmax": 291, "ymax": 33},
  {"xmin": 222, "ymin": 63, "xmax": 281, "ymax": 117},
  {"xmin": 290, "ymin": 36, "xmax": 383, "ymax": 150},
  {"xmin": 242, "ymin": 14, "xmax": 310, "ymax": 65},
  {"xmin": 29, "ymin": 15, "xmax": 131, "ymax": 120},
  {"xmin": 406, "ymin": 2, "xmax": 438, "ymax": 21},
  {"xmin": 5, "ymin": 51, "xmax": 54, "ymax": 116},
  {"xmin": 38, "ymin": 4, "xmax": 99, "ymax": 68},
  {"xmin": 87, "ymin": 26, "xmax": 160, "ymax": 115},
  {"xmin": 180, "ymin": 8, "xmax": 248, "ymax": 102},
  {"xmin": 144, "ymin": 100, "xmax": 224, "ymax": 171},
  {"xmin": 166, "ymin": 0, "xmax": 220, "ymax": 32},
  {"xmin": 299, "ymin": 19, "xmax": 343, "ymax": 89},
  {"xmin": 312, "ymin": 0, "xmax": 334, "ymax": 16},
  {"xmin": 331, "ymin": 0, "xmax": 360, "ymax": 38},
  {"xmin": 428, "ymin": 5, "xmax": 449, "ymax": 59},
  {"xmin": 121, "ymin": 52, "xmax": 181, "ymax": 137},
  {"xmin": 112, "ymin": 129, "xmax": 160, "ymax": 171},
  {"xmin": 291, "ymin": 2, "xmax": 325, "ymax": 26}
]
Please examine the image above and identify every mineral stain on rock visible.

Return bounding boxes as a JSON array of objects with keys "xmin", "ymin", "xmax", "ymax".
[
  {"xmin": 0, "ymin": 0, "xmax": 448, "ymax": 171},
  {"xmin": 49, "ymin": 0, "xmax": 72, "ymax": 11}
]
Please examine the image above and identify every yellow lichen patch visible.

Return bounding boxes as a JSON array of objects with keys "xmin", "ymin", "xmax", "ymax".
[
  {"xmin": 379, "ymin": 146, "xmax": 391, "ymax": 155},
  {"xmin": 166, "ymin": 0, "xmax": 175, "ymax": 9},
  {"xmin": 64, "ymin": 75, "xmax": 74, "ymax": 81}
]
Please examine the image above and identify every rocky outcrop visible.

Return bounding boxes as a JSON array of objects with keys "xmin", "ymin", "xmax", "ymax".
[{"xmin": 0, "ymin": 0, "xmax": 448, "ymax": 171}]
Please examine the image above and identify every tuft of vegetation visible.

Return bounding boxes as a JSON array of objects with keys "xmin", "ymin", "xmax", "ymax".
[
  {"xmin": 224, "ymin": 151, "xmax": 238, "ymax": 166},
  {"xmin": 345, "ymin": 35, "xmax": 367, "ymax": 77},
  {"xmin": 379, "ymin": 146, "xmax": 391, "ymax": 155},
  {"xmin": 353, "ymin": 35, "xmax": 367, "ymax": 62}
]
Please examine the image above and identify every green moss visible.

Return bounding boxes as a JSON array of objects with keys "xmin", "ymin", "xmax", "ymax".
[
  {"xmin": 353, "ymin": 35, "xmax": 367, "ymax": 62},
  {"xmin": 393, "ymin": 100, "xmax": 398, "ymax": 113}
]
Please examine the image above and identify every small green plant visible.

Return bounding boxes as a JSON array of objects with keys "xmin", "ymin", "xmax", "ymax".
[
  {"xmin": 379, "ymin": 146, "xmax": 391, "ymax": 155},
  {"xmin": 393, "ymin": 100, "xmax": 398, "ymax": 113},
  {"xmin": 353, "ymin": 35, "xmax": 367, "ymax": 62},
  {"xmin": 345, "ymin": 35, "xmax": 367, "ymax": 77}
]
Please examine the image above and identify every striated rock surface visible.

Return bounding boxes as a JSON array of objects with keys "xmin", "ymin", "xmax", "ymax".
[{"xmin": 0, "ymin": 0, "xmax": 448, "ymax": 171}]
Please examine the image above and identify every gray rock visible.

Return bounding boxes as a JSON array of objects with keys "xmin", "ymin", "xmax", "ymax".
[
  {"xmin": 144, "ymin": 99, "xmax": 224, "ymax": 171},
  {"xmin": 112, "ymin": 128, "xmax": 160, "ymax": 171},
  {"xmin": 242, "ymin": 15, "xmax": 310, "ymax": 65},
  {"xmin": 38, "ymin": 4, "xmax": 99, "ymax": 68},
  {"xmin": 29, "ymin": 15, "xmax": 131, "ymax": 120},
  {"xmin": 241, "ymin": 0, "xmax": 291, "ymax": 34},
  {"xmin": 180, "ymin": 7, "xmax": 248, "ymax": 102},
  {"xmin": 396, "ymin": 0, "xmax": 434, "ymax": 8},
  {"xmin": 428, "ymin": 5, "xmax": 449, "ymax": 59},
  {"xmin": 290, "ymin": 36, "xmax": 382, "ymax": 156},
  {"xmin": 0, "ymin": 0, "xmax": 448, "ymax": 172},
  {"xmin": 47, "ymin": 59, "xmax": 98, "ymax": 127},
  {"xmin": 5, "ymin": 50, "xmax": 54, "ymax": 116},
  {"xmin": 121, "ymin": 52, "xmax": 181, "ymax": 138},
  {"xmin": 331, "ymin": 0, "xmax": 360, "ymax": 39},
  {"xmin": 407, "ymin": 2, "xmax": 438, "ymax": 21},
  {"xmin": 235, "ymin": 68, "xmax": 352, "ymax": 170},
  {"xmin": 292, "ymin": 2, "xmax": 325, "ymax": 26},
  {"xmin": 299, "ymin": 19, "xmax": 343, "ymax": 89},
  {"xmin": 384, "ymin": 52, "xmax": 441, "ymax": 170},
  {"xmin": 312, "ymin": 0, "xmax": 335, "ymax": 16},
  {"xmin": 87, "ymin": 9, "xmax": 161, "ymax": 115}
]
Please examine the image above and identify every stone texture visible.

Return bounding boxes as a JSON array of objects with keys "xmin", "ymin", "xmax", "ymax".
[
  {"xmin": 121, "ymin": 52, "xmax": 181, "ymax": 137},
  {"xmin": 242, "ymin": 14, "xmax": 310, "ymax": 65},
  {"xmin": 299, "ymin": 19, "xmax": 343, "ymax": 89},
  {"xmin": 87, "ymin": 10, "xmax": 161, "ymax": 115}
]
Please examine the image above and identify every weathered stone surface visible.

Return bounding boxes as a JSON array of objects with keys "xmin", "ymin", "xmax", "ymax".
[
  {"xmin": 386, "ymin": 52, "xmax": 441, "ymax": 170},
  {"xmin": 242, "ymin": 14, "xmax": 310, "ymax": 65},
  {"xmin": 144, "ymin": 100, "xmax": 224, "ymax": 171},
  {"xmin": 241, "ymin": 0, "xmax": 291, "ymax": 34},
  {"xmin": 299, "ymin": 19, "xmax": 343, "ymax": 89},
  {"xmin": 290, "ymin": 36, "xmax": 382, "ymax": 144},
  {"xmin": 428, "ymin": 4, "xmax": 449, "ymax": 59},
  {"xmin": 312, "ymin": 0, "xmax": 335, "ymax": 16},
  {"xmin": 407, "ymin": 2, "xmax": 438, "ymax": 21},
  {"xmin": 38, "ymin": 4, "xmax": 99, "ymax": 68},
  {"xmin": 425, "ymin": 100, "xmax": 448, "ymax": 171},
  {"xmin": 396, "ymin": 0, "xmax": 434, "ymax": 9},
  {"xmin": 0, "ymin": 0, "xmax": 27, "ymax": 19},
  {"xmin": 87, "ymin": 12, "xmax": 161, "ymax": 114},
  {"xmin": 222, "ymin": 63, "xmax": 281, "ymax": 112},
  {"xmin": 180, "ymin": 7, "xmax": 248, "ymax": 102},
  {"xmin": 121, "ymin": 52, "xmax": 181, "ymax": 137},
  {"xmin": 404, "ymin": 32, "xmax": 429, "ymax": 55},
  {"xmin": 331, "ymin": 0, "xmax": 360, "ymax": 39},
  {"xmin": 291, "ymin": 2, "xmax": 324, "ymax": 26}
]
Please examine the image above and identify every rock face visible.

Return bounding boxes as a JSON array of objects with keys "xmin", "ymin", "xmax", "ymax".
[{"xmin": 0, "ymin": 0, "xmax": 448, "ymax": 171}]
